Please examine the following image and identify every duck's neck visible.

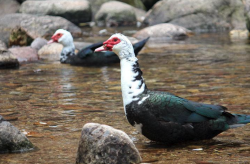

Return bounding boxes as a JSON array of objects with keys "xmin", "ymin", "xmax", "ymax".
[
  {"xmin": 60, "ymin": 43, "xmax": 75, "ymax": 63},
  {"xmin": 120, "ymin": 56, "xmax": 147, "ymax": 113}
]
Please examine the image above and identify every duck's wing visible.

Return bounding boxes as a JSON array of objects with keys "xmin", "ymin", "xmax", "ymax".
[
  {"xmin": 77, "ymin": 41, "xmax": 104, "ymax": 58},
  {"xmin": 133, "ymin": 37, "xmax": 150, "ymax": 56},
  {"xmin": 142, "ymin": 91, "xmax": 228, "ymax": 124}
]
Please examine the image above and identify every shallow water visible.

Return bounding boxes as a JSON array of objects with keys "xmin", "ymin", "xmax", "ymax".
[{"xmin": 0, "ymin": 30, "xmax": 250, "ymax": 164}]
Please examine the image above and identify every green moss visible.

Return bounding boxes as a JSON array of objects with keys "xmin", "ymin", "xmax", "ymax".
[{"xmin": 8, "ymin": 27, "xmax": 33, "ymax": 47}]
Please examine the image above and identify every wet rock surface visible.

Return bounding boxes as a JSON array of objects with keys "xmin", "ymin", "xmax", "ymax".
[
  {"xmin": 19, "ymin": 0, "xmax": 92, "ymax": 25},
  {"xmin": 0, "ymin": 115, "xmax": 34, "ymax": 153},
  {"xmin": 143, "ymin": 0, "xmax": 246, "ymax": 31},
  {"xmin": 133, "ymin": 23, "xmax": 193, "ymax": 40},
  {"xmin": 0, "ymin": 13, "xmax": 81, "ymax": 44},
  {"xmin": 76, "ymin": 123, "xmax": 141, "ymax": 164},
  {"xmin": 9, "ymin": 46, "xmax": 39, "ymax": 63},
  {"xmin": 95, "ymin": 1, "xmax": 139, "ymax": 27},
  {"xmin": 0, "ymin": 49, "xmax": 19, "ymax": 69}
]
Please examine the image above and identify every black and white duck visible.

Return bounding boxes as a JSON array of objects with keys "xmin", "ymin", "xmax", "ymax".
[
  {"xmin": 95, "ymin": 33, "xmax": 250, "ymax": 144},
  {"xmin": 48, "ymin": 29, "xmax": 149, "ymax": 66}
]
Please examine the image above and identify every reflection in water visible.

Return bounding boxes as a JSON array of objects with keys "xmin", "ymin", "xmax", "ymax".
[{"xmin": 0, "ymin": 32, "xmax": 250, "ymax": 164}]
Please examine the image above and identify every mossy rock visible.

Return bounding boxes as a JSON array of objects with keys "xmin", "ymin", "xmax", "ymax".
[{"xmin": 8, "ymin": 27, "xmax": 33, "ymax": 47}]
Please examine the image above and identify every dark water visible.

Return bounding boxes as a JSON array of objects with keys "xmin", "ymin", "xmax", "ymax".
[{"xmin": 0, "ymin": 30, "xmax": 250, "ymax": 164}]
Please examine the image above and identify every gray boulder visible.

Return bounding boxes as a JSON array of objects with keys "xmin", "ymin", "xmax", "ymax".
[
  {"xmin": 95, "ymin": 1, "xmax": 145, "ymax": 27},
  {"xmin": 0, "ymin": 0, "xmax": 20, "ymax": 17},
  {"xmin": 9, "ymin": 46, "xmax": 39, "ymax": 63},
  {"xmin": 87, "ymin": 0, "xmax": 145, "ymax": 18},
  {"xmin": 76, "ymin": 123, "xmax": 141, "ymax": 164},
  {"xmin": 133, "ymin": 23, "xmax": 193, "ymax": 40},
  {"xmin": 143, "ymin": 0, "xmax": 247, "ymax": 31},
  {"xmin": 19, "ymin": 0, "xmax": 92, "ymax": 25},
  {"xmin": 0, "ymin": 115, "xmax": 34, "ymax": 153},
  {"xmin": 0, "ymin": 13, "xmax": 81, "ymax": 45}
]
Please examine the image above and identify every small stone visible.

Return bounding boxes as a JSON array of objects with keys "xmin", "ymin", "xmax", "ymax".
[
  {"xmin": 76, "ymin": 123, "xmax": 141, "ymax": 164},
  {"xmin": 0, "ymin": 115, "xmax": 34, "ymax": 153},
  {"xmin": 31, "ymin": 38, "xmax": 48, "ymax": 51}
]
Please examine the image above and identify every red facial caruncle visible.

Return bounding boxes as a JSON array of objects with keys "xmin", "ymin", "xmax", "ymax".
[
  {"xmin": 95, "ymin": 37, "xmax": 121, "ymax": 52},
  {"xmin": 51, "ymin": 33, "xmax": 63, "ymax": 42}
]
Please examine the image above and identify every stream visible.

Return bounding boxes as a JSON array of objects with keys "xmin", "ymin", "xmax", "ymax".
[{"xmin": 0, "ymin": 28, "xmax": 250, "ymax": 164}]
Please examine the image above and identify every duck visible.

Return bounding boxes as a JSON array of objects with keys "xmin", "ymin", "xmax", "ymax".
[
  {"xmin": 48, "ymin": 29, "xmax": 149, "ymax": 66},
  {"xmin": 95, "ymin": 33, "xmax": 250, "ymax": 144}
]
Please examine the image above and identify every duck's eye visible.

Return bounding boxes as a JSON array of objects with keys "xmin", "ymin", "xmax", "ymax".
[{"xmin": 113, "ymin": 38, "xmax": 117, "ymax": 42}]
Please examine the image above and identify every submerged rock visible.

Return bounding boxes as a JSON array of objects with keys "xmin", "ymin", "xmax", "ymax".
[
  {"xmin": 0, "ymin": 50, "xmax": 19, "ymax": 69},
  {"xmin": 133, "ymin": 23, "xmax": 193, "ymax": 40},
  {"xmin": 143, "ymin": 0, "xmax": 246, "ymax": 31},
  {"xmin": 95, "ymin": 1, "xmax": 143, "ymax": 27},
  {"xmin": 76, "ymin": 123, "xmax": 141, "ymax": 164},
  {"xmin": 0, "ymin": 13, "xmax": 81, "ymax": 44},
  {"xmin": 19, "ymin": 0, "xmax": 92, "ymax": 25},
  {"xmin": 0, "ymin": 115, "xmax": 34, "ymax": 153}
]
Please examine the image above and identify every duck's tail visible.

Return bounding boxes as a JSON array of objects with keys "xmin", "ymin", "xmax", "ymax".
[
  {"xmin": 229, "ymin": 114, "xmax": 250, "ymax": 128},
  {"xmin": 133, "ymin": 37, "xmax": 150, "ymax": 56}
]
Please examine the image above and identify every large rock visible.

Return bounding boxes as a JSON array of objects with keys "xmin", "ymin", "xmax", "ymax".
[
  {"xmin": 0, "ymin": 115, "xmax": 34, "ymax": 153},
  {"xmin": 0, "ymin": 13, "xmax": 81, "ymax": 45},
  {"xmin": 143, "ymin": 0, "xmax": 247, "ymax": 31},
  {"xmin": 9, "ymin": 46, "xmax": 39, "ymax": 63},
  {"xmin": 0, "ymin": 0, "xmax": 20, "ymax": 17},
  {"xmin": 87, "ymin": 0, "xmax": 145, "ymax": 18},
  {"xmin": 19, "ymin": 0, "xmax": 92, "ymax": 25},
  {"xmin": 76, "ymin": 123, "xmax": 141, "ymax": 164},
  {"xmin": 133, "ymin": 23, "xmax": 193, "ymax": 40},
  {"xmin": 0, "ymin": 50, "xmax": 19, "ymax": 69},
  {"xmin": 95, "ymin": 1, "xmax": 145, "ymax": 27}
]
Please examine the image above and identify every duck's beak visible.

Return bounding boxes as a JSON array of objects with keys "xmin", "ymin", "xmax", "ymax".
[
  {"xmin": 95, "ymin": 46, "xmax": 106, "ymax": 52},
  {"xmin": 47, "ymin": 39, "xmax": 55, "ymax": 44}
]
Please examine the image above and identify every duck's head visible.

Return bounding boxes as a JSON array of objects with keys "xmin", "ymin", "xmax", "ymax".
[
  {"xmin": 95, "ymin": 33, "xmax": 134, "ymax": 59},
  {"xmin": 48, "ymin": 29, "xmax": 73, "ymax": 47}
]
